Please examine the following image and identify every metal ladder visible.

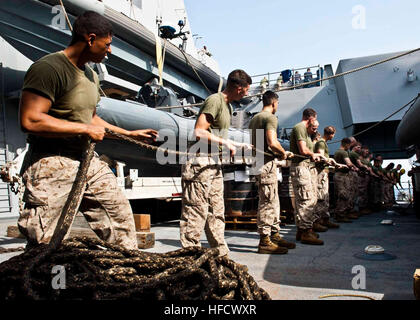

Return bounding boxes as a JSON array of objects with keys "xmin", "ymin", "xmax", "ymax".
[{"xmin": 0, "ymin": 62, "xmax": 12, "ymax": 213}]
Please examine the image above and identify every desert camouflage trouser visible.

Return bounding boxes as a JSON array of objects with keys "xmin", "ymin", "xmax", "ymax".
[
  {"xmin": 348, "ymin": 170, "xmax": 359, "ymax": 211},
  {"xmin": 370, "ymin": 177, "xmax": 385, "ymax": 205},
  {"xmin": 384, "ymin": 182, "xmax": 395, "ymax": 204},
  {"xmin": 313, "ymin": 169, "xmax": 330, "ymax": 221},
  {"xmin": 256, "ymin": 160, "xmax": 280, "ymax": 236},
  {"xmin": 334, "ymin": 172, "xmax": 352, "ymax": 217},
  {"xmin": 290, "ymin": 162, "xmax": 318, "ymax": 229},
  {"xmin": 18, "ymin": 152, "xmax": 138, "ymax": 250},
  {"xmin": 358, "ymin": 173, "xmax": 370, "ymax": 209},
  {"xmin": 180, "ymin": 156, "xmax": 229, "ymax": 257}
]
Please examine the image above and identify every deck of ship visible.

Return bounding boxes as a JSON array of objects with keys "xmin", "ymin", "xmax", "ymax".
[{"xmin": 1, "ymin": 205, "xmax": 419, "ymax": 300}]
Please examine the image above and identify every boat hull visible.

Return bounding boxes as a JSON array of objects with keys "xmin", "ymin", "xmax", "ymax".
[{"xmin": 395, "ymin": 97, "xmax": 420, "ymax": 148}]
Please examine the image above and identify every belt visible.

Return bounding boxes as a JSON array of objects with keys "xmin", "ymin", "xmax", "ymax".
[
  {"xmin": 29, "ymin": 143, "xmax": 84, "ymax": 159},
  {"xmin": 335, "ymin": 169, "xmax": 349, "ymax": 174},
  {"xmin": 291, "ymin": 161, "xmax": 316, "ymax": 169}
]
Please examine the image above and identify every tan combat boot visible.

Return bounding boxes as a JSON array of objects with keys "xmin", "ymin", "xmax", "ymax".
[
  {"xmin": 359, "ymin": 208, "xmax": 372, "ymax": 215},
  {"xmin": 335, "ymin": 214, "xmax": 352, "ymax": 223},
  {"xmin": 296, "ymin": 228, "xmax": 319, "ymax": 240},
  {"xmin": 271, "ymin": 232, "xmax": 296, "ymax": 249},
  {"xmin": 313, "ymin": 220, "xmax": 328, "ymax": 232},
  {"xmin": 347, "ymin": 213, "xmax": 359, "ymax": 220},
  {"xmin": 258, "ymin": 235, "xmax": 288, "ymax": 254},
  {"xmin": 300, "ymin": 229, "xmax": 324, "ymax": 245},
  {"xmin": 321, "ymin": 217, "xmax": 340, "ymax": 229}
]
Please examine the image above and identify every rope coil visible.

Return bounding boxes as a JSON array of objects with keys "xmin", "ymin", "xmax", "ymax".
[{"xmin": 0, "ymin": 237, "xmax": 271, "ymax": 300}]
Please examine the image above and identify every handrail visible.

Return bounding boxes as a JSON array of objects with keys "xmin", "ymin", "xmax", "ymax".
[{"xmin": 251, "ymin": 65, "xmax": 320, "ymax": 78}]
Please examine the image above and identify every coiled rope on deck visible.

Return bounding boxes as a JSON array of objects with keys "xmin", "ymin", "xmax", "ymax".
[
  {"xmin": 0, "ymin": 236, "xmax": 270, "ymax": 300},
  {"xmin": 0, "ymin": 137, "xmax": 271, "ymax": 300}
]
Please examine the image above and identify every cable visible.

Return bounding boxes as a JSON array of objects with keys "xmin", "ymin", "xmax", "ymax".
[
  {"xmin": 154, "ymin": 47, "xmax": 420, "ymax": 110},
  {"xmin": 327, "ymin": 94, "xmax": 420, "ymax": 145},
  {"xmin": 176, "ymin": 45, "xmax": 213, "ymax": 95}
]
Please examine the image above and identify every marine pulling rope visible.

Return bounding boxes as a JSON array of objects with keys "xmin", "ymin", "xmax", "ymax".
[
  {"xmin": 103, "ymin": 128, "xmax": 310, "ymax": 162},
  {"xmin": 0, "ymin": 137, "xmax": 270, "ymax": 300}
]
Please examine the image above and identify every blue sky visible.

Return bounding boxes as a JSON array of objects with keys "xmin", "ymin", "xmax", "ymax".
[{"xmin": 184, "ymin": 0, "xmax": 420, "ymax": 78}]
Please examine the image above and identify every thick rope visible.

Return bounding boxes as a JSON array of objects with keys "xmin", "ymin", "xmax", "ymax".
[
  {"xmin": 0, "ymin": 247, "xmax": 25, "ymax": 254},
  {"xmin": 104, "ymin": 128, "xmax": 309, "ymax": 162},
  {"xmin": 0, "ymin": 237, "xmax": 271, "ymax": 300}
]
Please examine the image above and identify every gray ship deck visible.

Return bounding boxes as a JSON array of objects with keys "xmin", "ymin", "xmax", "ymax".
[{"xmin": 1, "ymin": 207, "xmax": 419, "ymax": 300}]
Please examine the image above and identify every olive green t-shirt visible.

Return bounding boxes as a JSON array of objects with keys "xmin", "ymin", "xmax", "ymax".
[
  {"xmin": 360, "ymin": 158, "xmax": 371, "ymax": 167},
  {"xmin": 391, "ymin": 169, "xmax": 398, "ymax": 177},
  {"xmin": 22, "ymin": 51, "xmax": 100, "ymax": 151},
  {"xmin": 196, "ymin": 92, "xmax": 232, "ymax": 140},
  {"xmin": 349, "ymin": 151, "xmax": 360, "ymax": 165},
  {"xmin": 248, "ymin": 110, "xmax": 278, "ymax": 153},
  {"xmin": 289, "ymin": 122, "xmax": 313, "ymax": 163},
  {"xmin": 334, "ymin": 149, "xmax": 350, "ymax": 164},
  {"xmin": 23, "ymin": 51, "xmax": 100, "ymax": 124},
  {"xmin": 314, "ymin": 138, "xmax": 329, "ymax": 159},
  {"xmin": 372, "ymin": 165, "xmax": 385, "ymax": 175}
]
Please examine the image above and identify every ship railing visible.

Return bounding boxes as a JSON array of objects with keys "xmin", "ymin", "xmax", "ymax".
[
  {"xmin": 250, "ymin": 65, "xmax": 324, "ymax": 91},
  {"xmin": 278, "ymin": 128, "xmax": 293, "ymax": 141},
  {"xmin": 395, "ymin": 181, "xmax": 414, "ymax": 203}
]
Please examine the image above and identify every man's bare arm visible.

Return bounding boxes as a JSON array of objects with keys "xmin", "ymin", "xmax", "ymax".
[
  {"xmin": 91, "ymin": 114, "xmax": 158, "ymax": 142},
  {"xmin": 194, "ymin": 113, "xmax": 242, "ymax": 156},
  {"xmin": 297, "ymin": 140, "xmax": 321, "ymax": 161},
  {"xmin": 19, "ymin": 91, "xmax": 105, "ymax": 140},
  {"xmin": 266, "ymin": 130, "xmax": 287, "ymax": 159}
]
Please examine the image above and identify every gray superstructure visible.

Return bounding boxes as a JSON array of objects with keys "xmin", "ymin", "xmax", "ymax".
[{"xmin": 240, "ymin": 51, "xmax": 420, "ymax": 158}]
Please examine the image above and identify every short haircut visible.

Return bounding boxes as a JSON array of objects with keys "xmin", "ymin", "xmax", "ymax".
[
  {"xmin": 341, "ymin": 137, "xmax": 351, "ymax": 146},
  {"xmin": 352, "ymin": 142, "xmax": 362, "ymax": 149},
  {"xmin": 226, "ymin": 69, "xmax": 252, "ymax": 90},
  {"xmin": 262, "ymin": 90, "xmax": 278, "ymax": 106},
  {"xmin": 324, "ymin": 126, "xmax": 336, "ymax": 135},
  {"xmin": 302, "ymin": 108, "xmax": 317, "ymax": 120},
  {"xmin": 361, "ymin": 145, "xmax": 369, "ymax": 150},
  {"xmin": 70, "ymin": 11, "xmax": 113, "ymax": 45},
  {"xmin": 386, "ymin": 163, "xmax": 395, "ymax": 170}
]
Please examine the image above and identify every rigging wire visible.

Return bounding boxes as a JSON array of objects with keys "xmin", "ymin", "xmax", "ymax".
[{"xmin": 327, "ymin": 93, "xmax": 420, "ymax": 145}]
